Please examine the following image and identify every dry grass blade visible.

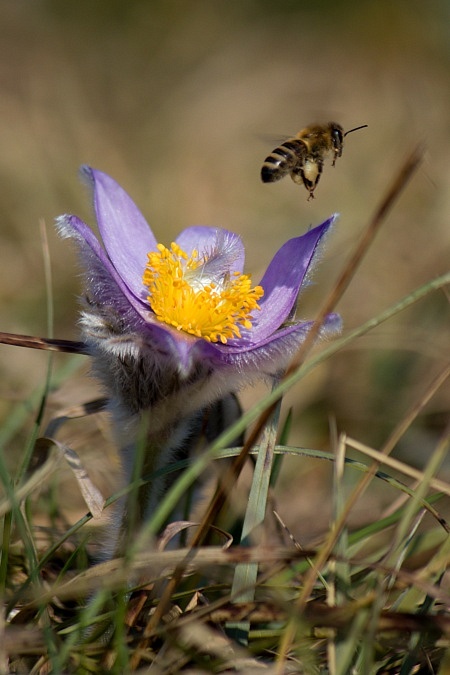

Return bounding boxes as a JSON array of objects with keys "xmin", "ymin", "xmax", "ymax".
[
  {"xmin": 346, "ymin": 436, "xmax": 450, "ymax": 499},
  {"xmin": 60, "ymin": 442, "xmax": 106, "ymax": 519},
  {"xmin": 38, "ymin": 437, "xmax": 106, "ymax": 519},
  {"xmin": 43, "ymin": 398, "xmax": 108, "ymax": 439},
  {"xmin": 158, "ymin": 521, "xmax": 233, "ymax": 551},
  {"xmin": 202, "ymin": 600, "xmax": 450, "ymax": 635},
  {"xmin": 28, "ymin": 546, "xmax": 312, "ymax": 604},
  {"xmin": 286, "ymin": 143, "xmax": 424, "ymax": 377},
  {"xmin": 275, "ymin": 145, "xmax": 427, "ymax": 672},
  {"xmin": 276, "ymin": 364, "xmax": 450, "ymax": 672},
  {"xmin": 0, "ymin": 331, "xmax": 86, "ymax": 354},
  {"xmin": 196, "ymin": 148, "xmax": 426, "ymax": 585}
]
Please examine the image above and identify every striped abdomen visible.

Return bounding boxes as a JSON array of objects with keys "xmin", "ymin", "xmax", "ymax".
[{"xmin": 261, "ymin": 138, "xmax": 307, "ymax": 183}]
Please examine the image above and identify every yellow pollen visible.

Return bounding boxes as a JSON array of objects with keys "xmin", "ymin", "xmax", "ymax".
[{"xmin": 142, "ymin": 242, "xmax": 264, "ymax": 343}]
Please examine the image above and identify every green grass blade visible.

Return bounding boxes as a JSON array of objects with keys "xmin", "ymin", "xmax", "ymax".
[{"xmin": 227, "ymin": 380, "xmax": 282, "ymax": 643}]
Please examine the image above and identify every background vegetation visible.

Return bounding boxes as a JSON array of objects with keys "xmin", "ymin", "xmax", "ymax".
[{"xmin": 0, "ymin": 1, "xmax": 449, "ymax": 672}]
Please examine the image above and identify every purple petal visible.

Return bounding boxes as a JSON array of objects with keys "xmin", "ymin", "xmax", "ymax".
[
  {"xmin": 201, "ymin": 313, "xmax": 342, "ymax": 373},
  {"xmin": 247, "ymin": 215, "xmax": 338, "ymax": 341},
  {"xmin": 241, "ymin": 312, "xmax": 342, "ymax": 375},
  {"xmin": 81, "ymin": 166, "xmax": 157, "ymax": 302},
  {"xmin": 58, "ymin": 217, "xmax": 205, "ymax": 372},
  {"xmin": 56, "ymin": 214, "xmax": 149, "ymax": 318},
  {"xmin": 176, "ymin": 226, "xmax": 245, "ymax": 273}
]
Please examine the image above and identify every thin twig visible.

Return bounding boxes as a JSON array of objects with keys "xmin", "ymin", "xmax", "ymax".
[{"xmin": 0, "ymin": 331, "xmax": 86, "ymax": 354}]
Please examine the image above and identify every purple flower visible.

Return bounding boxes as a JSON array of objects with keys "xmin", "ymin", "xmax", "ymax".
[{"xmin": 57, "ymin": 167, "xmax": 341, "ymax": 423}]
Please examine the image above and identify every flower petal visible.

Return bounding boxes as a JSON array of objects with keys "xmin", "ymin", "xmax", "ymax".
[
  {"xmin": 200, "ymin": 312, "xmax": 342, "ymax": 375},
  {"xmin": 240, "ymin": 312, "xmax": 342, "ymax": 376},
  {"xmin": 56, "ymin": 214, "xmax": 148, "ymax": 318},
  {"xmin": 58, "ymin": 216, "xmax": 209, "ymax": 376},
  {"xmin": 247, "ymin": 215, "xmax": 338, "ymax": 341},
  {"xmin": 81, "ymin": 166, "xmax": 157, "ymax": 302},
  {"xmin": 175, "ymin": 226, "xmax": 245, "ymax": 274}
]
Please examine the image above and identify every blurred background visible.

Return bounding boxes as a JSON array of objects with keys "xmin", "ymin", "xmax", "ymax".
[{"xmin": 0, "ymin": 0, "xmax": 449, "ymax": 541}]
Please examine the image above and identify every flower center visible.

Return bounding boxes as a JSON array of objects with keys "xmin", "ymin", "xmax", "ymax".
[{"xmin": 142, "ymin": 242, "xmax": 264, "ymax": 343}]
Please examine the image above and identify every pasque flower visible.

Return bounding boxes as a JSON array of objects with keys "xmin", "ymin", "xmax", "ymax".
[
  {"xmin": 57, "ymin": 167, "xmax": 341, "ymax": 552},
  {"xmin": 57, "ymin": 167, "xmax": 340, "ymax": 412}
]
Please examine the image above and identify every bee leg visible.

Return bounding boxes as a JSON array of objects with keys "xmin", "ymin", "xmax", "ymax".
[
  {"xmin": 302, "ymin": 162, "xmax": 323, "ymax": 200},
  {"xmin": 331, "ymin": 149, "xmax": 341, "ymax": 167}
]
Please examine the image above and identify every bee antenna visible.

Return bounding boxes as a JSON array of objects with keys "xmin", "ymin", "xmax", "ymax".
[{"xmin": 344, "ymin": 124, "xmax": 368, "ymax": 137}]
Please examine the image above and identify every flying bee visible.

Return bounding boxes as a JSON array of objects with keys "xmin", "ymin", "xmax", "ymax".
[{"xmin": 261, "ymin": 122, "xmax": 367, "ymax": 199}]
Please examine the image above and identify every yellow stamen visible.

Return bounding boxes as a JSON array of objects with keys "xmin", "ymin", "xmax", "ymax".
[{"xmin": 142, "ymin": 242, "xmax": 264, "ymax": 343}]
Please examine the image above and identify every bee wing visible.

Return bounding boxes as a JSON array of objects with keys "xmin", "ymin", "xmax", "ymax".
[{"xmin": 258, "ymin": 132, "xmax": 293, "ymax": 148}]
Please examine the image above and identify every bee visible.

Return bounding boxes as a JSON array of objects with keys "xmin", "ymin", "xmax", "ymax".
[{"xmin": 261, "ymin": 122, "xmax": 367, "ymax": 199}]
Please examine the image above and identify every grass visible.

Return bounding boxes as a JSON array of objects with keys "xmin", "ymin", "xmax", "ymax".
[
  {"xmin": 1, "ymin": 152, "xmax": 450, "ymax": 674},
  {"xmin": 1, "ymin": 342, "xmax": 449, "ymax": 673}
]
